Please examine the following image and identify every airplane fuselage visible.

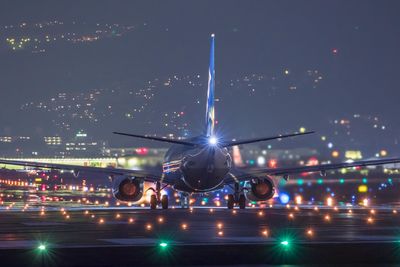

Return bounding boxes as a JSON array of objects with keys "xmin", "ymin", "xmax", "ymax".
[{"xmin": 162, "ymin": 136, "xmax": 232, "ymax": 193}]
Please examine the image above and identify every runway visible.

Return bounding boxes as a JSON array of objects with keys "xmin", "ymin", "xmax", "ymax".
[
  {"xmin": 1, "ymin": 205, "xmax": 400, "ymax": 266},
  {"xmin": 1, "ymin": 205, "xmax": 400, "ymax": 247}
]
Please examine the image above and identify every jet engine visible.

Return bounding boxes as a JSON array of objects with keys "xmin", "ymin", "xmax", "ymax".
[
  {"xmin": 244, "ymin": 178, "xmax": 275, "ymax": 202},
  {"xmin": 112, "ymin": 176, "xmax": 144, "ymax": 202}
]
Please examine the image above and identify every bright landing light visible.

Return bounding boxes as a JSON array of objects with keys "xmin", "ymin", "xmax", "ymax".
[{"xmin": 209, "ymin": 136, "xmax": 218, "ymax": 145}]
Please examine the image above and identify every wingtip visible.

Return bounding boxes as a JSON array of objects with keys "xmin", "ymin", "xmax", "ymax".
[{"xmin": 297, "ymin": 130, "xmax": 315, "ymax": 135}]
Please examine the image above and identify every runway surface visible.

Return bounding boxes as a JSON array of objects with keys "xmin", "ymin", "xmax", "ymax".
[
  {"xmin": 1, "ymin": 205, "xmax": 400, "ymax": 247},
  {"xmin": 1, "ymin": 205, "xmax": 400, "ymax": 266}
]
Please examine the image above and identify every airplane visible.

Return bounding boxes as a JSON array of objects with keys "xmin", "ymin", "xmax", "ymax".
[{"xmin": 1, "ymin": 34, "xmax": 400, "ymax": 209}]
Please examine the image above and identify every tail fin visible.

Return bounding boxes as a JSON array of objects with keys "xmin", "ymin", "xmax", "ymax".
[{"xmin": 205, "ymin": 34, "xmax": 215, "ymax": 137}]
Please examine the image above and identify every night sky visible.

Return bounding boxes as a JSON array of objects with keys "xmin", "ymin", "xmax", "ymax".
[{"xmin": 0, "ymin": 0, "xmax": 399, "ymax": 150}]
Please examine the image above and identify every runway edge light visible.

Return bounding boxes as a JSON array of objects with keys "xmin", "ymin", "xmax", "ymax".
[
  {"xmin": 37, "ymin": 243, "xmax": 47, "ymax": 251},
  {"xmin": 159, "ymin": 241, "xmax": 168, "ymax": 248}
]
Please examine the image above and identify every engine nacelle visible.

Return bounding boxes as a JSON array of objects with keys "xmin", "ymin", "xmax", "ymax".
[
  {"xmin": 112, "ymin": 176, "xmax": 144, "ymax": 202},
  {"xmin": 244, "ymin": 178, "xmax": 275, "ymax": 202}
]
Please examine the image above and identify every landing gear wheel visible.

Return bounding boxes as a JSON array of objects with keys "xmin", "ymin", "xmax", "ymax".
[
  {"xmin": 227, "ymin": 194, "xmax": 234, "ymax": 209},
  {"xmin": 150, "ymin": 195, "xmax": 157, "ymax": 210},
  {"xmin": 238, "ymin": 194, "xmax": 246, "ymax": 209},
  {"xmin": 161, "ymin": 195, "xmax": 168, "ymax": 209}
]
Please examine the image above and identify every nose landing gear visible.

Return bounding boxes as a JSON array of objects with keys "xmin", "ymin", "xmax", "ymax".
[
  {"xmin": 179, "ymin": 192, "xmax": 190, "ymax": 209},
  {"xmin": 227, "ymin": 182, "xmax": 246, "ymax": 209},
  {"xmin": 147, "ymin": 181, "xmax": 169, "ymax": 210}
]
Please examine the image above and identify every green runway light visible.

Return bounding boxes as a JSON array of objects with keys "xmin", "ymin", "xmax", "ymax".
[
  {"xmin": 159, "ymin": 242, "xmax": 168, "ymax": 248},
  {"xmin": 362, "ymin": 177, "xmax": 368, "ymax": 184},
  {"xmin": 297, "ymin": 179, "xmax": 304, "ymax": 186},
  {"xmin": 317, "ymin": 179, "xmax": 323, "ymax": 184},
  {"xmin": 280, "ymin": 240, "xmax": 289, "ymax": 246},
  {"xmin": 38, "ymin": 244, "xmax": 46, "ymax": 251}
]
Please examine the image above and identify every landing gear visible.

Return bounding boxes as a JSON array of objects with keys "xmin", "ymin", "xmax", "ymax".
[
  {"xmin": 180, "ymin": 193, "xmax": 190, "ymax": 209},
  {"xmin": 161, "ymin": 195, "xmax": 169, "ymax": 209},
  {"xmin": 226, "ymin": 182, "xmax": 247, "ymax": 209},
  {"xmin": 238, "ymin": 194, "xmax": 246, "ymax": 209},
  {"xmin": 150, "ymin": 195, "xmax": 157, "ymax": 210},
  {"xmin": 227, "ymin": 194, "xmax": 234, "ymax": 209},
  {"xmin": 147, "ymin": 181, "xmax": 169, "ymax": 210}
]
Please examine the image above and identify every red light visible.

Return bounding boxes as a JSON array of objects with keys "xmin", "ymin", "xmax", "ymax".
[
  {"xmin": 332, "ymin": 48, "xmax": 338, "ymax": 54},
  {"xmin": 135, "ymin": 147, "xmax": 148, "ymax": 155},
  {"xmin": 268, "ymin": 159, "xmax": 277, "ymax": 169},
  {"xmin": 41, "ymin": 184, "xmax": 46, "ymax": 191},
  {"xmin": 307, "ymin": 157, "xmax": 319, "ymax": 166}
]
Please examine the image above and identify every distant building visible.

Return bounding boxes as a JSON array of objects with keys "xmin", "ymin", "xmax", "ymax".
[
  {"xmin": 64, "ymin": 130, "xmax": 107, "ymax": 157},
  {"xmin": 44, "ymin": 136, "xmax": 62, "ymax": 146}
]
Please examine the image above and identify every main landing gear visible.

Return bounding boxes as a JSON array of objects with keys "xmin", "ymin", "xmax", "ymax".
[
  {"xmin": 147, "ymin": 181, "xmax": 169, "ymax": 210},
  {"xmin": 227, "ymin": 182, "xmax": 246, "ymax": 209}
]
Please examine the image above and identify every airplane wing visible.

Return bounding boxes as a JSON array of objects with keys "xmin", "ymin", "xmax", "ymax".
[
  {"xmin": 220, "ymin": 131, "xmax": 314, "ymax": 147},
  {"xmin": 226, "ymin": 157, "xmax": 400, "ymax": 184},
  {"xmin": 0, "ymin": 159, "xmax": 168, "ymax": 183}
]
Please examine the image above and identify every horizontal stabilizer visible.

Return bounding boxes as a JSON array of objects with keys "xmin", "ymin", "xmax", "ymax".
[
  {"xmin": 221, "ymin": 131, "xmax": 315, "ymax": 147},
  {"xmin": 113, "ymin": 132, "xmax": 197, "ymax": 146}
]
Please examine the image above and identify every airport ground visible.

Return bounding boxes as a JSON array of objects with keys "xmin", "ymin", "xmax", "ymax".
[
  {"xmin": 1, "ymin": 202, "xmax": 400, "ymax": 266},
  {"xmin": 1, "ymin": 170, "xmax": 400, "ymax": 266}
]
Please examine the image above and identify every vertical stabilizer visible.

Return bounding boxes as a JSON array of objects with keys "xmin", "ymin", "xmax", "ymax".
[{"xmin": 205, "ymin": 34, "xmax": 215, "ymax": 137}]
